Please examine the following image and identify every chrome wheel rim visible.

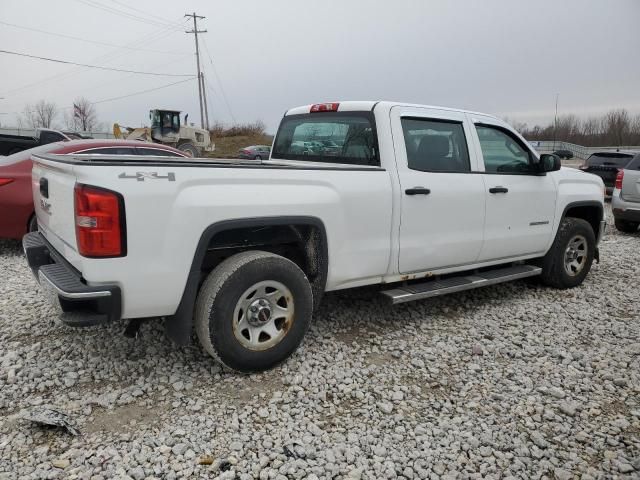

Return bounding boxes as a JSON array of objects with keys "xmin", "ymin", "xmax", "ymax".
[
  {"xmin": 564, "ymin": 234, "xmax": 588, "ymax": 276},
  {"xmin": 232, "ymin": 280, "xmax": 294, "ymax": 351}
]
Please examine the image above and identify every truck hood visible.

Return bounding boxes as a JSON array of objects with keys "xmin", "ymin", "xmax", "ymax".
[{"xmin": 557, "ymin": 166, "xmax": 605, "ymax": 188}]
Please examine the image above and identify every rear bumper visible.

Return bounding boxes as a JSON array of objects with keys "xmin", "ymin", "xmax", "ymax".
[
  {"xmin": 22, "ymin": 232, "xmax": 121, "ymax": 326},
  {"xmin": 613, "ymin": 207, "xmax": 640, "ymax": 222},
  {"xmin": 612, "ymin": 191, "xmax": 640, "ymax": 222}
]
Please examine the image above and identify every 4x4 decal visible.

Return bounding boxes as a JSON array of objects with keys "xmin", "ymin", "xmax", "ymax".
[{"xmin": 118, "ymin": 172, "xmax": 175, "ymax": 182}]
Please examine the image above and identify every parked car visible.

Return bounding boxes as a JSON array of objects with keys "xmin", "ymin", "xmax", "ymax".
[
  {"xmin": 0, "ymin": 140, "xmax": 187, "ymax": 239},
  {"xmin": 238, "ymin": 145, "xmax": 271, "ymax": 160},
  {"xmin": 0, "ymin": 128, "xmax": 73, "ymax": 156},
  {"xmin": 580, "ymin": 150, "xmax": 638, "ymax": 195},
  {"xmin": 24, "ymin": 101, "xmax": 605, "ymax": 373},
  {"xmin": 612, "ymin": 152, "xmax": 640, "ymax": 232},
  {"xmin": 553, "ymin": 149, "xmax": 573, "ymax": 160}
]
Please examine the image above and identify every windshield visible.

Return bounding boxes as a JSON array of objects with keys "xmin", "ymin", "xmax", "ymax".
[
  {"xmin": 0, "ymin": 142, "xmax": 65, "ymax": 166},
  {"xmin": 272, "ymin": 112, "xmax": 379, "ymax": 166},
  {"xmin": 586, "ymin": 153, "xmax": 634, "ymax": 168}
]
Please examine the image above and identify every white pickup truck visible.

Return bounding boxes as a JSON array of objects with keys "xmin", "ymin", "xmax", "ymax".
[{"xmin": 23, "ymin": 101, "xmax": 606, "ymax": 372}]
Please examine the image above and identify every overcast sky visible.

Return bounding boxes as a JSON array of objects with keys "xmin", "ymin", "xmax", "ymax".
[{"xmin": 1, "ymin": 0, "xmax": 639, "ymax": 133}]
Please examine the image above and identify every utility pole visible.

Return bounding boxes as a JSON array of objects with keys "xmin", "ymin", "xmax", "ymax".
[
  {"xmin": 553, "ymin": 93, "xmax": 559, "ymax": 151},
  {"xmin": 185, "ymin": 12, "xmax": 207, "ymax": 129},
  {"xmin": 200, "ymin": 72, "xmax": 210, "ymax": 130}
]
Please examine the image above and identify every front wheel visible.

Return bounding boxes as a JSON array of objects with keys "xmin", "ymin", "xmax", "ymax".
[
  {"xmin": 614, "ymin": 218, "xmax": 639, "ymax": 233},
  {"xmin": 195, "ymin": 251, "xmax": 313, "ymax": 372},
  {"xmin": 540, "ymin": 217, "xmax": 595, "ymax": 289},
  {"xmin": 177, "ymin": 142, "xmax": 200, "ymax": 157}
]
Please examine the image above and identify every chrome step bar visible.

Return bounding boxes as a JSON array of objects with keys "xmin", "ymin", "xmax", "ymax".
[{"xmin": 381, "ymin": 264, "xmax": 542, "ymax": 304}]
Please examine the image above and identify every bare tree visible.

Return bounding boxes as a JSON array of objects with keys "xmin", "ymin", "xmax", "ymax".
[
  {"xmin": 602, "ymin": 109, "xmax": 630, "ymax": 146},
  {"xmin": 630, "ymin": 114, "xmax": 640, "ymax": 145},
  {"xmin": 22, "ymin": 100, "xmax": 58, "ymax": 128},
  {"xmin": 69, "ymin": 97, "xmax": 98, "ymax": 132}
]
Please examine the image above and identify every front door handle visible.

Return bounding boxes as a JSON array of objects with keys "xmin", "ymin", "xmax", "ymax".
[
  {"xmin": 489, "ymin": 186, "xmax": 508, "ymax": 194},
  {"xmin": 405, "ymin": 187, "xmax": 431, "ymax": 195}
]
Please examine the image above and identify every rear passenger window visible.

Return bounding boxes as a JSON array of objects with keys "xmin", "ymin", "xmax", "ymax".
[{"xmin": 401, "ymin": 118, "xmax": 470, "ymax": 172}]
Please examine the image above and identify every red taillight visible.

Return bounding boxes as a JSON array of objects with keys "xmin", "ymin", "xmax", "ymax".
[
  {"xmin": 74, "ymin": 184, "xmax": 125, "ymax": 257},
  {"xmin": 310, "ymin": 102, "xmax": 339, "ymax": 113},
  {"xmin": 615, "ymin": 169, "xmax": 624, "ymax": 190},
  {"xmin": 0, "ymin": 178, "xmax": 14, "ymax": 186}
]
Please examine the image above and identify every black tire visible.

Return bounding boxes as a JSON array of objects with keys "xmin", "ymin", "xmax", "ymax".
[
  {"xmin": 614, "ymin": 218, "xmax": 639, "ymax": 233},
  {"xmin": 254, "ymin": 155, "xmax": 262, "ymax": 160},
  {"xmin": 195, "ymin": 251, "xmax": 313, "ymax": 372},
  {"xmin": 27, "ymin": 214, "xmax": 38, "ymax": 233},
  {"xmin": 540, "ymin": 217, "xmax": 595, "ymax": 289},
  {"xmin": 177, "ymin": 142, "xmax": 200, "ymax": 158}
]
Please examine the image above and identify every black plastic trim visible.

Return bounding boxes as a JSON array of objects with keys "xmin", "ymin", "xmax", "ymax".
[
  {"xmin": 165, "ymin": 216, "xmax": 329, "ymax": 345},
  {"xmin": 561, "ymin": 200, "xmax": 605, "ymax": 238},
  {"xmin": 22, "ymin": 232, "xmax": 122, "ymax": 326}
]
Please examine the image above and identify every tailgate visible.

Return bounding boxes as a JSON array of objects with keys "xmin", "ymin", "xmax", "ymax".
[
  {"xmin": 582, "ymin": 165, "xmax": 619, "ymax": 186},
  {"xmin": 32, "ymin": 154, "xmax": 81, "ymax": 268}
]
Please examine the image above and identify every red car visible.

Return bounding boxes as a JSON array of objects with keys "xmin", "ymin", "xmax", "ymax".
[{"xmin": 0, "ymin": 140, "xmax": 187, "ymax": 239}]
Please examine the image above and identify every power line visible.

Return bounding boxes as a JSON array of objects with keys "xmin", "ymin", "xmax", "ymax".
[
  {"xmin": 92, "ymin": 77, "xmax": 196, "ymax": 105},
  {"xmin": 201, "ymin": 40, "xmax": 236, "ymax": 124},
  {"xmin": 1, "ymin": 20, "xmax": 190, "ymax": 98},
  {"xmin": 0, "ymin": 20, "xmax": 188, "ymax": 56},
  {"xmin": 13, "ymin": 78, "xmax": 196, "ymax": 115},
  {"xmin": 108, "ymin": 0, "xmax": 181, "ymax": 26},
  {"xmin": 203, "ymin": 75, "xmax": 236, "ymax": 124},
  {"xmin": 73, "ymin": 0, "xmax": 185, "ymax": 30},
  {"xmin": 0, "ymin": 49, "xmax": 195, "ymax": 77}
]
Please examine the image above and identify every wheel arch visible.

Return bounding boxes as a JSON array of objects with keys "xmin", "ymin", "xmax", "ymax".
[
  {"xmin": 165, "ymin": 216, "xmax": 328, "ymax": 345},
  {"xmin": 560, "ymin": 200, "xmax": 603, "ymax": 239}
]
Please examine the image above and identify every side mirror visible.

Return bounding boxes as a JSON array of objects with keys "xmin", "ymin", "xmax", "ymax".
[{"xmin": 539, "ymin": 153, "xmax": 561, "ymax": 172}]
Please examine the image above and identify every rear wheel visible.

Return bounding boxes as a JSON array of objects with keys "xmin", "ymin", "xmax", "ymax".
[
  {"xmin": 614, "ymin": 218, "xmax": 639, "ymax": 233},
  {"xmin": 177, "ymin": 142, "xmax": 200, "ymax": 157},
  {"xmin": 254, "ymin": 155, "xmax": 262, "ymax": 160},
  {"xmin": 195, "ymin": 251, "xmax": 313, "ymax": 372},
  {"xmin": 540, "ymin": 217, "xmax": 595, "ymax": 289}
]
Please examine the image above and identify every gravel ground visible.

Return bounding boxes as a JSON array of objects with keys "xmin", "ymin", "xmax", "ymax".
[{"xmin": 1, "ymin": 206, "xmax": 639, "ymax": 480}]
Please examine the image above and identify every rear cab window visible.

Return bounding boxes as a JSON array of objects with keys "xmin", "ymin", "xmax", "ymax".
[{"xmin": 272, "ymin": 112, "xmax": 379, "ymax": 166}]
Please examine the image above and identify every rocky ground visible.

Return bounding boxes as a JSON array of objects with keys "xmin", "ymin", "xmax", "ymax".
[{"xmin": 0, "ymin": 206, "xmax": 638, "ymax": 480}]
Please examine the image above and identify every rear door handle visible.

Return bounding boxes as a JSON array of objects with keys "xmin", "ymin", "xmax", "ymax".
[
  {"xmin": 405, "ymin": 187, "xmax": 431, "ymax": 195},
  {"xmin": 489, "ymin": 186, "xmax": 508, "ymax": 194}
]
